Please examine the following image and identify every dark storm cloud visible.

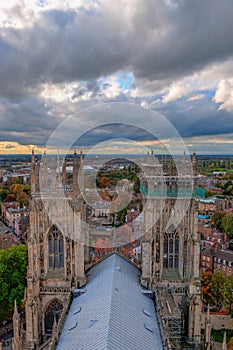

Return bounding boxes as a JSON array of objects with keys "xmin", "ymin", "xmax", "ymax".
[
  {"xmin": 73, "ymin": 123, "xmax": 157, "ymax": 147},
  {"xmin": 0, "ymin": 97, "xmax": 61, "ymax": 145},
  {"xmin": 154, "ymin": 96, "xmax": 233, "ymax": 139},
  {"xmin": 1, "ymin": 0, "xmax": 233, "ymax": 100},
  {"xmin": 1, "ymin": 0, "xmax": 233, "ymax": 149},
  {"xmin": 133, "ymin": 0, "xmax": 233, "ymax": 81}
]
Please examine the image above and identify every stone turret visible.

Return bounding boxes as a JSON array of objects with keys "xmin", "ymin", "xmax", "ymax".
[
  {"xmin": 205, "ymin": 305, "xmax": 211, "ymax": 350},
  {"xmin": 222, "ymin": 331, "xmax": 227, "ymax": 350},
  {"xmin": 73, "ymin": 151, "xmax": 79, "ymax": 196},
  {"xmin": 41, "ymin": 150, "xmax": 48, "ymax": 190},
  {"xmin": 12, "ymin": 300, "xmax": 21, "ymax": 350},
  {"xmin": 30, "ymin": 150, "xmax": 36, "ymax": 194}
]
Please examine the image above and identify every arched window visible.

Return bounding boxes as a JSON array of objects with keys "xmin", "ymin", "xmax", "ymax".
[
  {"xmin": 45, "ymin": 299, "xmax": 63, "ymax": 335},
  {"xmin": 163, "ymin": 231, "xmax": 179, "ymax": 270},
  {"xmin": 48, "ymin": 226, "xmax": 64, "ymax": 269}
]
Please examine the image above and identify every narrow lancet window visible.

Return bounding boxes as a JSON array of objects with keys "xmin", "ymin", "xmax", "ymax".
[{"xmin": 48, "ymin": 226, "xmax": 64, "ymax": 269}]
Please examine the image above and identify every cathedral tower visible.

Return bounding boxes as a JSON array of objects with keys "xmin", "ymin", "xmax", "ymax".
[
  {"xmin": 141, "ymin": 153, "xmax": 201, "ymax": 348},
  {"xmin": 19, "ymin": 151, "xmax": 87, "ymax": 350}
]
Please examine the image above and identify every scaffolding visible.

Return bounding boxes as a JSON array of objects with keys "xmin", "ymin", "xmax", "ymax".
[
  {"xmin": 156, "ymin": 287, "xmax": 184, "ymax": 349},
  {"xmin": 155, "ymin": 286, "xmax": 202, "ymax": 350}
]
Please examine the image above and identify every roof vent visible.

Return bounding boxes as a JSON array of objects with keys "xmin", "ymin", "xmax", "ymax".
[
  {"xmin": 143, "ymin": 309, "xmax": 151, "ymax": 317},
  {"xmin": 144, "ymin": 324, "xmax": 154, "ymax": 333},
  {"xmin": 73, "ymin": 306, "xmax": 82, "ymax": 315},
  {"xmin": 116, "ymin": 266, "xmax": 121, "ymax": 271},
  {"xmin": 68, "ymin": 322, "xmax": 77, "ymax": 331}
]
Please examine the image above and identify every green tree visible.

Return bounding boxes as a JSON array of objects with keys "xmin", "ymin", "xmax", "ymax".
[
  {"xmin": 205, "ymin": 190, "xmax": 215, "ymax": 198},
  {"xmin": 10, "ymin": 183, "xmax": 24, "ymax": 196},
  {"xmin": 212, "ymin": 212, "xmax": 226, "ymax": 231},
  {"xmin": 0, "ymin": 245, "xmax": 28, "ymax": 321},
  {"xmin": 23, "ymin": 184, "xmax": 31, "ymax": 196},
  {"xmin": 210, "ymin": 271, "xmax": 226, "ymax": 311},
  {"xmin": 222, "ymin": 213, "xmax": 233, "ymax": 238},
  {"xmin": 224, "ymin": 275, "xmax": 233, "ymax": 313},
  {"xmin": 0, "ymin": 188, "xmax": 9, "ymax": 202},
  {"xmin": 11, "ymin": 177, "xmax": 22, "ymax": 184},
  {"xmin": 16, "ymin": 191, "xmax": 29, "ymax": 207}
]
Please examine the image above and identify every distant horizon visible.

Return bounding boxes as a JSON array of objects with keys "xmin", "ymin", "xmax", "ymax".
[
  {"xmin": 1, "ymin": 153, "xmax": 233, "ymax": 158},
  {"xmin": 1, "ymin": 2, "xmax": 233, "ymax": 155}
]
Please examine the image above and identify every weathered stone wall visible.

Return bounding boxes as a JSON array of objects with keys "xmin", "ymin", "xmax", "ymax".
[{"xmin": 200, "ymin": 313, "xmax": 233, "ymax": 330}]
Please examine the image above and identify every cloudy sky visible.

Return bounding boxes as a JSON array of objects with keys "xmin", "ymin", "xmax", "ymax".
[{"xmin": 0, "ymin": 0, "xmax": 233, "ymax": 154}]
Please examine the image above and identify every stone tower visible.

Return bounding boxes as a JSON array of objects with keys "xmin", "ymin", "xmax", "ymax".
[
  {"xmin": 16, "ymin": 150, "xmax": 87, "ymax": 350},
  {"xmin": 141, "ymin": 153, "xmax": 202, "ymax": 348}
]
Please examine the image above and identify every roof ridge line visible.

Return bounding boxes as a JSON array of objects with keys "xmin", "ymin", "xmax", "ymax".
[{"xmin": 105, "ymin": 255, "xmax": 119, "ymax": 350}]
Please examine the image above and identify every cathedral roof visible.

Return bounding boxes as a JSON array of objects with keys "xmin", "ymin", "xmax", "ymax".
[{"xmin": 56, "ymin": 253, "xmax": 164, "ymax": 350}]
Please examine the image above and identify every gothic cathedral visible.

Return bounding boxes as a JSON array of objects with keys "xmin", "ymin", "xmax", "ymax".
[{"xmin": 13, "ymin": 151, "xmax": 202, "ymax": 349}]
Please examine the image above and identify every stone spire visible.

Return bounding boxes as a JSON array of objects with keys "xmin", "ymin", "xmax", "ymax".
[
  {"xmin": 79, "ymin": 150, "xmax": 84, "ymax": 195},
  {"xmin": 205, "ymin": 305, "xmax": 211, "ymax": 350},
  {"xmin": 35, "ymin": 160, "xmax": 40, "ymax": 193},
  {"xmin": 41, "ymin": 150, "xmax": 48, "ymax": 190},
  {"xmin": 31, "ymin": 150, "xmax": 36, "ymax": 194},
  {"xmin": 62, "ymin": 158, "xmax": 67, "ymax": 187},
  {"xmin": 51, "ymin": 157, "xmax": 57, "ymax": 193},
  {"xmin": 12, "ymin": 300, "xmax": 21, "ymax": 350},
  {"xmin": 57, "ymin": 148, "xmax": 62, "ymax": 190},
  {"xmin": 52, "ymin": 315, "xmax": 59, "ymax": 341},
  {"xmin": 73, "ymin": 150, "xmax": 79, "ymax": 196},
  {"xmin": 222, "ymin": 331, "xmax": 227, "ymax": 350}
]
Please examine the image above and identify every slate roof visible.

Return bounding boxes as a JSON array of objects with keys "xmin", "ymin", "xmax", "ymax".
[
  {"xmin": 215, "ymin": 250, "xmax": 233, "ymax": 262},
  {"xmin": 56, "ymin": 253, "xmax": 164, "ymax": 350}
]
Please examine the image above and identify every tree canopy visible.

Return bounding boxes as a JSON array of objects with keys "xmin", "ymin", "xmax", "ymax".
[
  {"xmin": 212, "ymin": 212, "xmax": 226, "ymax": 231},
  {"xmin": 202, "ymin": 270, "xmax": 233, "ymax": 313},
  {"xmin": 0, "ymin": 244, "xmax": 28, "ymax": 321},
  {"xmin": 211, "ymin": 211, "xmax": 233, "ymax": 238},
  {"xmin": 222, "ymin": 213, "xmax": 233, "ymax": 238}
]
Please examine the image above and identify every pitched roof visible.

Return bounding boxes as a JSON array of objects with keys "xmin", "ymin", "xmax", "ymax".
[
  {"xmin": 215, "ymin": 250, "xmax": 233, "ymax": 262},
  {"xmin": 56, "ymin": 253, "xmax": 164, "ymax": 350}
]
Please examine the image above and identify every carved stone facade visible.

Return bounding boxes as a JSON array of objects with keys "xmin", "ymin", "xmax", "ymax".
[
  {"xmin": 13, "ymin": 150, "xmax": 88, "ymax": 350},
  {"xmin": 141, "ymin": 153, "xmax": 202, "ymax": 348},
  {"xmin": 13, "ymin": 151, "xmax": 202, "ymax": 349}
]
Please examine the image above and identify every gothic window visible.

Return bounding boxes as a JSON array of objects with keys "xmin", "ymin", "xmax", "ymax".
[
  {"xmin": 48, "ymin": 226, "xmax": 64, "ymax": 269},
  {"xmin": 163, "ymin": 231, "xmax": 179, "ymax": 269},
  {"xmin": 45, "ymin": 299, "xmax": 63, "ymax": 335}
]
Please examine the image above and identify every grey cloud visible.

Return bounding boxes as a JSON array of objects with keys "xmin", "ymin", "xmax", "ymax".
[
  {"xmin": 74, "ymin": 123, "xmax": 157, "ymax": 147},
  {"xmin": 1, "ymin": 1, "xmax": 233, "ymax": 100},
  {"xmin": 133, "ymin": 0, "xmax": 233, "ymax": 81},
  {"xmin": 154, "ymin": 95, "xmax": 233, "ymax": 139},
  {"xmin": 1, "ymin": 0, "xmax": 233, "ymax": 148},
  {"xmin": 0, "ymin": 97, "xmax": 61, "ymax": 145}
]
